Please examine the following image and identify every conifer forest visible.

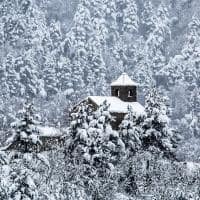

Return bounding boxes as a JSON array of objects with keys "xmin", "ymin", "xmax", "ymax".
[{"xmin": 0, "ymin": 0, "xmax": 200, "ymax": 199}]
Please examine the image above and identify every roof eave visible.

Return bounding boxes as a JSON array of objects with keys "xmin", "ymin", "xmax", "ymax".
[{"xmin": 111, "ymin": 83, "xmax": 138, "ymax": 86}]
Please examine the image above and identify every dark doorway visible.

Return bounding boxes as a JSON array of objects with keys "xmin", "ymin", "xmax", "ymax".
[{"xmin": 115, "ymin": 89, "xmax": 120, "ymax": 97}]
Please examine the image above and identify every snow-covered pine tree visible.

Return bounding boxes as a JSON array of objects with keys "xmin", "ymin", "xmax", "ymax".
[
  {"xmin": 145, "ymin": 3, "xmax": 171, "ymax": 75},
  {"xmin": 133, "ymin": 3, "xmax": 170, "ymax": 90},
  {"xmin": 0, "ymin": 61, "xmax": 9, "ymax": 99},
  {"xmin": 91, "ymin": 100, "xmax": 125, "ymax": 166},
  {"xmin": 110, "ymin": 0, "xmax": 139, "ymax": 73},
  {"xmin": 141, "ymin": 1, "xmax": 155, "ymax": 39},
  {"xmin": 181, "ymin": 17, "xmax": 200, "ymax": 109},
  {"xmin": 158, "ymin": 55, "xmax": 185, "ymax": 89},
  {"xmin": 119, "ymin": 105, "xmax": 144, "ymax": 157},
  {"xmin": 122, "ymin": 0, "xmax": 139, "ymax": 34},
  {"xmin": 184, "ymin": 86, "xmax": 200, "ymax": 138},
  {"xmin": 41, "ymin": 20, "xmax": 64, "ymax": 97},
  {"xmin": 4, "ymin": 54, "xmax": 21, "ymax": 97},
  {"xmin": 190, "ymin": 86, "xmax": 200, "ymax": 116},
  {"xmin": 65, "ymin": 101, "xmax": 95, "ymax": 198},
  {"xmin": 159, "ymin": 16, "xmax": 200, "ymax": 120},
  {"xmin": 10, "ymin": 101, "xmax": 41, "ymax": 152},
  {"xmin": 49, "ymin": 20, "xmax": 62, "ymax": 50},
  {"xmin": 86, "ymin": 37, "xmax": 107, "ymax": 96},
  {"xmin": 103, "ymin": 0, "xmax": 118, "ymax": 48},
  {"xmin": 65, "ymin": 100, "xmax": 124, "ymax": 200},
  {"xmin": 0, "ymin": 151, "xmax": 51, "ymax": 200},
  {"xmin": 133, "ymin": 4, "xmax": 171, "ymax": 90},
  {"xmin": 118, "ymin": 106, "xmax": 145, "ymax": 197},
  {"xmin": 67, "ymin": 100, "xmax": 114, "ymax": 165},
  {"xmin": 67, "ymin": 101, "xmax": 92, "ymax": 156},
  {"xmin": 7, "ymin": 164, "xmax": 39, "ymax": 200},
  {"xmin": 142, "ymin": 88, "xmax": 179, "ymax": 159},
  {"xmin": 0, "ymin": 104, "xmax": 52, "ymax": 199},
  {"xmin": 15, "ymin": 55, "xmax": 40, "ymax": 97},
  {"xmin": 88, "ymin": 0, "xmax": 108, "ymax": 48},
  {"xmin": 56, "ymin": 55, "xmax": 72, "ymax": 92},
  {"xmin": 63, "ymin": 1, "xmax": 91, "ymax": 97},
  {"xmin": 42, "ymin": 54, "xmax": 58, "ymax": 96},
  {"xmin": 182, "ymin": 16, "xmax": 200, "ymax": 74},
  {"xmin": 88, "ymin": 101, "xmax": 125, "ymax": 200},
  {"xmin": 132, "ymin": 38, "xmax": 155, "ymax": 89}
]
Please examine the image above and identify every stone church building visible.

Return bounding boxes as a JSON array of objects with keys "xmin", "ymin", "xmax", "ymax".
[{"xmin": 78, "ymin": 73, "xmax": 145, "ymax": 129}]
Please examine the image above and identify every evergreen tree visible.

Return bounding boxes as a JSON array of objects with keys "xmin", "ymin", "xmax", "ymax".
[
  {"xmin": 182, "ymin": 17, "xmax": 200, "ymax": 100},
  {"xmin": 132, "ymin": 38, "xmax": 155, "ymax": 89},
  {"xmin": 133, "ymin": 4, "xmax": 171, "ymax": 89},
  {"xmin": 7, "ymin": 165, "xmax": 39, "ymax": 200},
  {"xmin": 66, "ymin": 100, "xmax": 124, "ymax": 200},
  {"xmin": 15, "ymin": 54, "xmax": 40, "ymax": 97},
  {"xmin": 10, "ymin": 102, "xmax": 41, "ymax": 152},
  {"xmin": 86, "ymin": 37, "xmax": 107, "ymax": 96},
  {"xmin": 142, "ymin": 88, "xmax": 179, "ymax": 159},
  {"xmin": 103, "ymin": 0, "xmax": 118, "ymax": 48},
  {"xmin": 170, "ymin": 82, "xmax": 188, "ymax": 118},
  {"xmin": 159, "ymin": 16, "xmax": 200, "ymax": 120},
  {"xmin": 0, "ymin": 62, "xmax": 8, "ymax": 98},
  {"xmin": 190, "ymin": 86, "xmax": 200, "ymax": 116},
  {"xmin": 182, "ymin": 17, "xmax": 200, "ymax": 67},
  {"xmin": 119, "ymin": 106, "xmax": 144, "ymax": 157},
  {"xmin": 118, "ymin": 106, "xmax": 145, "ymax": 197},
  {"xmin": 141, "ymin": 1, "xmax": 155, "ymax": 39},
  {"xmin": 42, "ymin": 54, "xmax": 58, "ymax": 96},
  {"xmin": 68, "ymin": 102, "xmax": 92, "ymax": 150},
  {"xmin": 64, "ymin": 1, "xmax": 91, "ymax": 97},
  {"xmin": 4, "ymin": 54, "xmax": 21, "ymax": 97},
  {"xmin": 56, "ymin": 55, "xmax": 72, "ymax": 92},
  {"xmin": 49, "ymin": 20, "xmax": 62, "ymax": 50},
  {"xmin": 0, "ymin": 152, "xmax": 51, "ymax": 200},
  {"xmin": 89, "ymin": 0, "xmax": 108, "ymax": 47},
  {"xmin": 158, "ymin": 55, "xmax": 185, "ymax": 88},
  {"xmin": 90, "ymin": 100, "xmax": 125, "ymax": 166},
  {"xmin": 145, "ymin": 4, "xmax": 171, "ymax": 75},
  {"xmin": 122, "ymin": 0, "xmax": 139, "ymax": 34}
]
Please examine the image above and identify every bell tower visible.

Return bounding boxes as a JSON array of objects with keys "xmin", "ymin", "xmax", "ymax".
[{"xmin": 111, "ymin": 73, "xmax": 138, "ymax": 102}]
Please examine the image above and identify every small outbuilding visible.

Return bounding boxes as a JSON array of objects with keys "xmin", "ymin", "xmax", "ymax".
[{"xmin": 2, "ymin": 126, "xmax": 65, "ymax": 153}]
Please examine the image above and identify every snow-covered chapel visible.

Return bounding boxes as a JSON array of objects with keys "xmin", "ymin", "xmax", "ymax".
[{"xmin": 77, "ymin": 73, "xmax": 145, "ymax": 129}]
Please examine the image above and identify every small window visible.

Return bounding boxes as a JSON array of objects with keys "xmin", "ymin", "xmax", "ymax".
[
  {"xmin": 128, "ymin": 90, "xmax": 134, "ymax": 97},
  {"xmin": 115, "ymin": 89, "xmax": 120, "ymax": 97}
]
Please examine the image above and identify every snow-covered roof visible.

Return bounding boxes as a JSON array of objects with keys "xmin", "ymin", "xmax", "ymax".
[
  {"xmin": 38, "ymin": 126, "xmax": 62, "ymax": 137},
  {"xmin": 88, "ymin": 96, "xmax": 145, "ymax": 114},
  {"xmin": 111, "ymin": 73, "xmax": 138, "ymax": 86}
]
